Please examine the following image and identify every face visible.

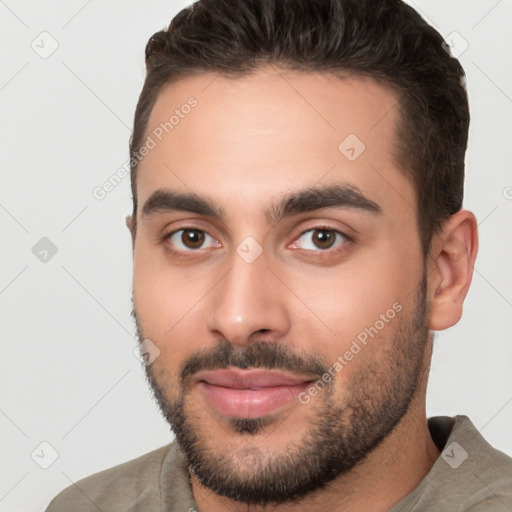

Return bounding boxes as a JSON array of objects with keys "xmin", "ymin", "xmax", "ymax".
[{"xmin": 131, "ymin": 68, "xmax": 429, "ymax": 505}]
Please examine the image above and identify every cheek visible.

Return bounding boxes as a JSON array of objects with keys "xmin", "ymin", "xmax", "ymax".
[
  {"xmin": 133, "ymin": 240, "xmax": 200, "ymax": 321},
  {"xmin": 284, "ymin": 249, "xmax": 420, "ymax": 358},
  {"xmin": 132, "ymin": 246, "xmax": 209, "ymax": 366}
]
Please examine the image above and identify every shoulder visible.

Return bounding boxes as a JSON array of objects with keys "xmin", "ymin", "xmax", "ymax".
[
  {"xmin": 438, "ymin": 415, "xmax": 512, "ymax": 509},
  {"xmin": 393, "ymin": 415, "xmax": 512, "ymax": 512},
  {"xmin": 456, "ymin": 415, "xmax": 512, "ymax": 509},
  {"xmin": 447, "ymin": 415, "xmax": 512, "ymax": 475},
  {"xmin": 45, "ymin": 443, "xmax": 174, "ymax": 512}
]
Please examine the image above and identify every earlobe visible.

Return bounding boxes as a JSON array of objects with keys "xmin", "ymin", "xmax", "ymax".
[
  {"xmin": 427, "ymin": 210, "xmax": 478, "ymax": 331},
  {"xmin": 126, "ymin": 214, "xmax": 133, "ymax": 232},
  {"xmin": 126, "ymin": 215, "xmax": 135, "ymax": 245}
]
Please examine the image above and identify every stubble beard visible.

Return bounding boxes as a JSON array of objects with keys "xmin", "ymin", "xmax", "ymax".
[{"xmin": 134, "ymin": 276, "xmax": 429, "ymax": 506}]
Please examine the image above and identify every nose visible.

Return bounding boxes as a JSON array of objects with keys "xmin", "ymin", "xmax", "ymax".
[{"xmin": 207, "ymin": 252, "xmax": 291, "ymax": 347}]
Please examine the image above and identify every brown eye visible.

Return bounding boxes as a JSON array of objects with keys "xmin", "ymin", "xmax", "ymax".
[
  {"xmin": 311, "ymin": 229, "xmax": 336, "ymax": 249},
  {"xmin": 181, "ymin": 229, "xmax": 205, "ymax": 249},
  {"xmin": 293, "ymin": 228, "xmax": 347, "ymax": 251},
  {"xmin": 166, "ymin": 228, "xmax": 220, "ymax": 253}
]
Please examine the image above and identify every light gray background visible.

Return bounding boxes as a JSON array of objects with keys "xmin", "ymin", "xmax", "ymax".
[{"xmin": 1, "ymin": 1, "xmax": 511, "ymax": 511}]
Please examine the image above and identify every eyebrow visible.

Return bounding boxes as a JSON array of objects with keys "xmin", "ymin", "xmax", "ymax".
[
  {"xmin": 266, "ymin": 183, "xmax": 381, "ymax": 223},
  {"xmin": 141, "ymin": 184, "xmax": 381, "ymax": 222},
  {"xmin": 142, "ymin": 190, "xmax": 224, "ymax": 219}
]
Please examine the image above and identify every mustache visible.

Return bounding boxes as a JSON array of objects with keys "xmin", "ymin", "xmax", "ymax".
[{"xmin": 180, "ymin": 340, "xmax": 329, "ymax": 386}]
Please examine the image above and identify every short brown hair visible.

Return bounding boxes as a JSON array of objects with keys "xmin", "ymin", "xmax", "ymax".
[{"xmin": 129, "ymin": 0, "xmax": 469, "ymax": 254}]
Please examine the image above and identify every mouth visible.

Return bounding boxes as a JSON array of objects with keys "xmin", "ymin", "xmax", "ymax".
[{"xmin": 194, "ymin": 368, "xmax": 315, "ymax": 419}]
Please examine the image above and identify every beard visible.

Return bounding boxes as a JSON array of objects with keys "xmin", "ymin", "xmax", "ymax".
[{"xmin": 133, "ymin": 275, "xmax": 429, "ymax": 506}]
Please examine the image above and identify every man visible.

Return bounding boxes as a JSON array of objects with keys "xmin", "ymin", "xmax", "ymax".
[{"xmin": 46, "ymin": 0, "xmax": 512, "ymax": 510}]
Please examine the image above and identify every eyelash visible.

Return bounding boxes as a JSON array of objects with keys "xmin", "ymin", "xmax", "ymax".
[
  {"xmin": 162, "ymin": 226, "xmax": 219, "ymax": 255},
  {"xmin": 291, "ymin": 225, "xmax": 352, "ymax": 252},
  {"xmin": 161, "ymin": 225, "xmax": 352, "ymax": 255}
]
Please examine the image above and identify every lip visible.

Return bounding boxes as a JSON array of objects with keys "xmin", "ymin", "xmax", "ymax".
[{"xmin": 195, "ymin": 368, "xmax": 314, "ymax": 419}]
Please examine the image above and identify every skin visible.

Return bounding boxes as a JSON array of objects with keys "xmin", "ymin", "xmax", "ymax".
[{"xmin": 126, "ymin": 66, "xmax": 478, "ymax": 511}]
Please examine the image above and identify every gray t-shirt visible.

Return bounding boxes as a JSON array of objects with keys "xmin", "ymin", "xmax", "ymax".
[{"xmin": 45, "ymin": 415, "xmax": 512, "ymax": 511}]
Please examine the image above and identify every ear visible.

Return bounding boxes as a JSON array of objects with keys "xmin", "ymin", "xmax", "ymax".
[
  {"xmin": 126, "ymin": 215, "xmax": 135, "ymax": 249},
  {"xmin": 427, "ymin": 210, "xmax": 478, "ymax": 331}
]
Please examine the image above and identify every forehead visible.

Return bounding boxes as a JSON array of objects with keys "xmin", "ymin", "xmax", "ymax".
[{"xmin": 136, "ymin": 67, "xmax": 415, "ymax": 220}]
